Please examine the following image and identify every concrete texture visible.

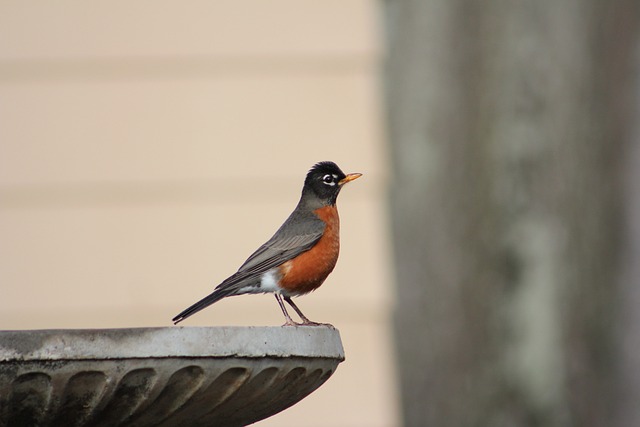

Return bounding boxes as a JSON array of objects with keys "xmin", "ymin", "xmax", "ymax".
[{"xmin": 0, "ymin": 326, "xmax": 344, "ymax": 427}]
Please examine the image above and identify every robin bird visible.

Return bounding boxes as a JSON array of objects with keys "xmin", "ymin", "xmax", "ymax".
[{"xmin": 172, "ymin": 161, "xmax": 362, "ymax": 326}]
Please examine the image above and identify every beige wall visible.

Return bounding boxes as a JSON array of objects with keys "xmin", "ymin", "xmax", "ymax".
[{"xmin": 0, "ymin": 2, "xmax": 398, "ymax": 426}]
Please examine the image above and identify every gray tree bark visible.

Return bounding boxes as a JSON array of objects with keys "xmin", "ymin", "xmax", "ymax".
[
  {"xmin": 383, "ymin": 1, "xmax": 639, "ymax": 426},
  {"xmin": 616, "ymin": 32, "xmax": 640, "ymax": 427}
]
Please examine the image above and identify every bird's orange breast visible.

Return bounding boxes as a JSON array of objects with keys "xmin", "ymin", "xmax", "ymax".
[{"xmin": 278, "ymin": 205, "xmax": 340, "ymax": 295}]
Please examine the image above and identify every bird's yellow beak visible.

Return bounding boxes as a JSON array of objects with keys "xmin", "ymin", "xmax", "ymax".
[{"xmin": 338, "ymin": 173, "xmax": 363, "ymax": 186}]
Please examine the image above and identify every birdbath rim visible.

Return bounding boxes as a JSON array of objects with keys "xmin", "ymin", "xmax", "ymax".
[{"xmin": 0, "ymin": 325, "xmax": 345, "ymax": 361}]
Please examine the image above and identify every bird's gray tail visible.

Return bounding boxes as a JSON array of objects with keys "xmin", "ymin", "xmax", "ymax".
[{"xmin": 172, "ymin": 288, "xmax": 234, "ymax": 324}]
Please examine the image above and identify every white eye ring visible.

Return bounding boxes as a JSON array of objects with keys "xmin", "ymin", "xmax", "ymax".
[{"xmin": 322, "ymin": 174, "xmax": 337, "ymax": 186}]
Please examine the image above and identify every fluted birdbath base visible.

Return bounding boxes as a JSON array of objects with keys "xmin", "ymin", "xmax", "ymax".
[{"xmin": 0, "ymin": 326, "xmax": 345, "ymax": 427}]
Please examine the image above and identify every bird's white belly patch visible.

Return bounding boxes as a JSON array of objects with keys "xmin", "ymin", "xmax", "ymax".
[
  {"xmin": 260, "ymin": 269, "xmax": 281, "ymax": 292},
  {"xmin": 239, "ymin": 269, "xmax": 281, "ymax": 294}
]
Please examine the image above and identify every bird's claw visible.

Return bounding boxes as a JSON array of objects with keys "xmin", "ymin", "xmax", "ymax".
[
  {"xmin": 282, "ymin": 320, "xmax": 301, "ymax": 327},
  {"xmin": 301, "ymin": 321, "xmax": 335, "ymax": 328},
  {"xmin": 281, "ymin": 319, "xmax": 334, "ymax": 328}
]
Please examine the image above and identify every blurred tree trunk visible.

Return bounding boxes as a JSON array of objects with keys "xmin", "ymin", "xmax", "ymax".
[
  {"xmin": 616, "ymin": 33, "xmax": 640, "ymax": 427},
  {"xmin": 383, "ymin": 1, "xmax": 638, "ymax": 426}
]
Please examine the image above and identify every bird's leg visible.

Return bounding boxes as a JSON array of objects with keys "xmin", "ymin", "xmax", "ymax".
[
  {"xmin": 275, "ymin": 294, "xmax": 300, "ymax": 326},
  {"xmin": 284, "ymin": 296, "xmax": 333, "ymax": 327},
  {"xmin": 283, "ymin": 297, "xmax": 314, "ymax": 323}
]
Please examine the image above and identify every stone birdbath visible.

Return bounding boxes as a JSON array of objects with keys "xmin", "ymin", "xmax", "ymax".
[{"xmin": 0, "ymin": 326, "xmax": 344, "ymax": 426}]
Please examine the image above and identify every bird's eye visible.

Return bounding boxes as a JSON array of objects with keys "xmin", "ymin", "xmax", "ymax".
[{"xmin": 322, "ymin": 174, "xmax": 336, "ymax": 185}]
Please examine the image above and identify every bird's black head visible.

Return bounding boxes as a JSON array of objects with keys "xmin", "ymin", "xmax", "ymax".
[{"xmin": 302, "ymin": 161, "xmax": 362, "ymax": 206}]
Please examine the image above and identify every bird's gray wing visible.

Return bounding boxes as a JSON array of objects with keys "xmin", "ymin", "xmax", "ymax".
[
  {"xmin": 201, "ymin": 230, "xmax": 322, "ymax": 301},
  {"xmin": 235, "ymin": 214, "xmax": 325, "ymax": 275}
]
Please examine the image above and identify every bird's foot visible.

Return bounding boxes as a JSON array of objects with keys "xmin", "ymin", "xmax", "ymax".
[
  {"xmin": 298, "ymin": 320, "xmax": 335, "ymax": 328},
  {"xmin": 281, "ymin": 319, "xmax": 334, "ymax": 328},
  {"xmin": 296, "ymin": 313, "xmax": 333, "ymax": 327},
  {"xmin": 282, "ymin": 319, "xmax": 303, "ymax": 327}
]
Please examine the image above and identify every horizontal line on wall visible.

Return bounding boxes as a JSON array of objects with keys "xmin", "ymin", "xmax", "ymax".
[
  {"xmin": 0, "ymin": 179, "xmax": 293, "ymax": 208},
  {"xmin": 0, "ymin": 178, "xmax": 376, "ymax": 209},
  {"xmin": 0, "ymin": 54, "xmax": 378, "ymax": 82}
]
